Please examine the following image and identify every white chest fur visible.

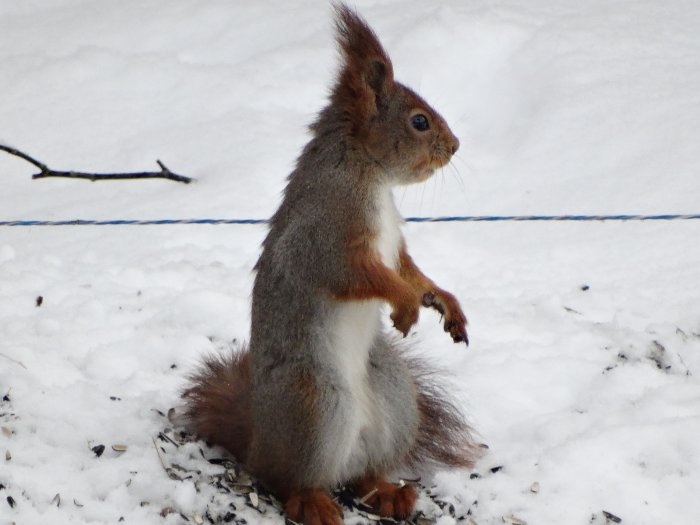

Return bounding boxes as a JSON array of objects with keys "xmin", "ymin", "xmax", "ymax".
[
  {"xmin": 373, "ymin": 184, "xmax": 402, "ymax": 270},
  {"xmin": 323, "ymin": 185, "xmax": 403, "ymax": 481}
]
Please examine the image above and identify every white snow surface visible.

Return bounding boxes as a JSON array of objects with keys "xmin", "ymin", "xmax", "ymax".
[{"xmin": 2, "ymin": 1, "xmax": 700, "ymax": 524}]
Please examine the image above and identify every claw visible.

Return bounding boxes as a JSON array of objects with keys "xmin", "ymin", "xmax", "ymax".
[{"xmin": 452, "ymin": 332, "xmax": 469, "ymax": 346}]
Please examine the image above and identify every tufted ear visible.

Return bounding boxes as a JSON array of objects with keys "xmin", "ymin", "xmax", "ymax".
[{"xmin": 331, "ymin": 3, "xmax": 395, "ymax": 125}]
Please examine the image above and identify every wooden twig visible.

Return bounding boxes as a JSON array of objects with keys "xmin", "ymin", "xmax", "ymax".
[{"xmin": 0, "ymin": 144, "xmax": 193, "ymax": 184}]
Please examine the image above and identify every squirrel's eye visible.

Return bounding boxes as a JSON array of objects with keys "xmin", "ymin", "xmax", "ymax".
[{"xmin": 411, "ymin": 113, "xmax": 430, "ymax": 132}]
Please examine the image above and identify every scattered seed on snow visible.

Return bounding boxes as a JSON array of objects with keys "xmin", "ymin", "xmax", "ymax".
[
  {"xmin": 502, "ymin": 515, "xmax": 527, "ymax": 525},
  {"xmin": 530, "ymin": 482, "xmax": 540, "ymax": 493},
  {"xmin": 51, "ymin": 493, "xmax": 60, "ymax": 507},
  {"xmin": 111, "ymin": 444, "xmax": 128, "ymax": 452},
  {"xmin": 193, "ymin": 512, "xmax": 204, "ymax": 524},
  {"xmin": 5, "ymin": 450, "xmax": 11, "ymax": 461},
  {"xmin": 249, "ymin": 492, "xmax": 259, "ymax": 508},
  {"xmin": 166, "ymin": 468, "xmax": 183, "ymax": 481},
  {"xmin": 73, "ymin": 499, "xmax": 83, "ymax": 507},
  {"xmin": 7, "ymin": 495, "xmax": 16, "ymax": 508},
  {"xmin": 92, "ymin": 444, "xmax": 105, "ymax": 457},
  {"xmin": 602, "ymin": 510, "xmax": 622, "ymax": 523}
]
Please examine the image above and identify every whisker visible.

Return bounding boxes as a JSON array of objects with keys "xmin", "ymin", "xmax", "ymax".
[
  {"xmin": 447, "ymin": 159, "xmax": 467, "ymax": 195},
  {"xmin": 451, "ymin": 152, "xmax": 474, "ymax": 178}
]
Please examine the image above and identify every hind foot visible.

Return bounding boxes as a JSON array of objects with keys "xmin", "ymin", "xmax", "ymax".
[
  {"xmin": 285, "ymin": 488, "xmax": 344, "ymax": 525},
  {"xmin": 353, "ymin": 476, "xmax": 417, "ymax": 520}
]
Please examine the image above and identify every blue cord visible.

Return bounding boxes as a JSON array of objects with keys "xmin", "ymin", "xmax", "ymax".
[{"xmin": 1, "ymin": 214, "xmax": 700, "ymax": 226}]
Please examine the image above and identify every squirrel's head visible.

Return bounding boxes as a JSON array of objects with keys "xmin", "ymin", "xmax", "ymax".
[{"xmin": 327, "ymin": 4, "xmax": 460, "ymax": 185}]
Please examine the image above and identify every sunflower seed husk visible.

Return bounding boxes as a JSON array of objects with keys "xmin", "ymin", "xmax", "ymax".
[
  {"xmin": 112, "ymin": 444, "xmax": 128, "ymax": 453},
  {"xmin": 602, "ymin": 510, "xmax": 622, "ymax": 523},
  {"xmin": 249, "ymin": 492, "xmax": 259, "ymax": 508},
  {"xmin": 359, "ymin": 488, "xmax": 378, "ymax": 505},
  {"xmin": 193, "ymin": 513, "xmax": 204, "ymax": 524},
  {"xmin": 502, "ymin": 515, "xmax": 526, "ymax": 525},
  {"xmin": 166, "ymin": 468, "xmax": 183, "ymax": 481},
  {"xmin": 51, "ymin": 493, "xmax": 60, "ymax": 507},
  {"xmin": 73, "ymin": 499, "xmax": 84, "ymax": 507}
]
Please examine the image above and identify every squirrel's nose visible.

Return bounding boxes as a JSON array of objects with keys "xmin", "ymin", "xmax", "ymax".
[{"xmin": 450, "ymin": 135, "xmax": 460, "ymax": 155}]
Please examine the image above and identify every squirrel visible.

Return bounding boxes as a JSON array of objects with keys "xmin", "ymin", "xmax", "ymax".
[{"xmin": 183, "ymin": 4, "xmax": 480, "ymax": 525}]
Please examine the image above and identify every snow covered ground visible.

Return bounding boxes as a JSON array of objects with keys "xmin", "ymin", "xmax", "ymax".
[{"xmin": 2, "ymin": 1, "xmax": 700, "ymax": 524}]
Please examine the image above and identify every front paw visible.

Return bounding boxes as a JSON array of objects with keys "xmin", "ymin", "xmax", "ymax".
[
  {"xmin": 422, "ymin": 291, "xmax": 469, "ymax": 346},
  {"xmin": 390, "ymin": 299, "xmax": 419, "ymax": 337}
]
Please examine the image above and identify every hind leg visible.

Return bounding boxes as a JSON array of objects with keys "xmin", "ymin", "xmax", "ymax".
[
  {"xmin": 352, "ymin": 475, "xmax": 417, "ymax": 520},
  {"xmin": 285, "ymin": 489, "xmax": 343, "ymax": 525}
]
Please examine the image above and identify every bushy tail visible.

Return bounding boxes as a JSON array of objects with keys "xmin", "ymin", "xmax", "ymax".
[
  {"xmin": 182, "ymin": 348, "xmax": 252, "ymax": 463},
  {"xmin": 405, "ymin": 357, "xmax": 483, "ymax": 470}
]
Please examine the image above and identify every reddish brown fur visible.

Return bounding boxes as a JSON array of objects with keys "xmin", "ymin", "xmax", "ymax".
[
  {"xmin": 407, "ymin": 358, "xmax": 482, "ymax": 469},
  {"xmin": 333, "ymin": 232, "xmax": 420, "ymax": 335},
  {"xmin": 182, "ymin": 350, "xmax": 252, "ymax": 463},
  {"xmin": 398, "ymin": 242, "xmax": 469, "ymax": 343},
  {"xmin": 331, "ymin": 5, "xmax": 395, "ymax": 132},
  {"xmin": 285, "ymin": 489, "xmax": 343, "ymax": 525},
  {"xmin": 352, "ymin": 476, "xmax": 417, "ymax": 520}
]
